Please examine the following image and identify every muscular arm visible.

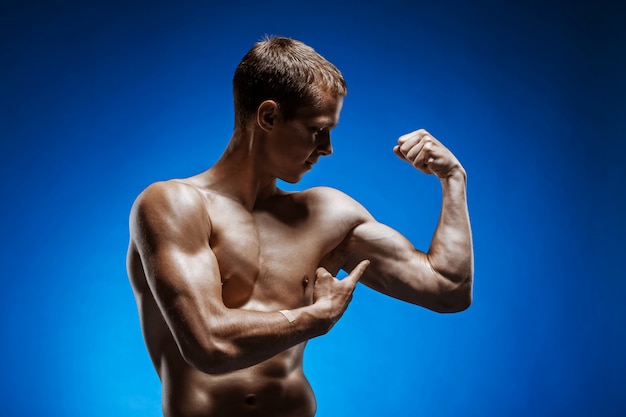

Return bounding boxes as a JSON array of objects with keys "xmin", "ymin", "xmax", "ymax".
[
  {"xmin": 129, "ymin": 181, "xmax": 367, "ymax": 374},
  {"xmin": 340, "ymin": 130, "xmax": 473, "ymax": 312}
]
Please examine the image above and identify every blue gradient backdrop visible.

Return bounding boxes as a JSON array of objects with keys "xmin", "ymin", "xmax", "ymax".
[{"xmin": 1, "ymin": 0, "xmax": 624, "ymax": 416}]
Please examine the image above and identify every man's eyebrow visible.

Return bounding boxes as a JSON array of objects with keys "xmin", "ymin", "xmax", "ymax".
[{"xmin": 313, "ymin": 117, "xmax": 338, "ymax": 128}]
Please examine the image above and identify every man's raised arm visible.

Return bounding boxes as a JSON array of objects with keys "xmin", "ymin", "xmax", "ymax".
[
  {"xmin": 128, "ymin": 181, "xmax": 369, "ymax": 374},
  {"xmin": 340, "ymin": 129, "xmax": 473, "ymax": 312}
]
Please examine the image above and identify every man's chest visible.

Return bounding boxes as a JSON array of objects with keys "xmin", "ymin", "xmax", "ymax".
[{"xmin": 207, "ymin": 200, "xmax": 346, "ymax": 309}]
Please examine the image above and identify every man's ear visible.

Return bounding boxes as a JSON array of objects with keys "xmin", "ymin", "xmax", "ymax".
[{"xmin": 256, "ymin": 100, "xmax": 279, "ymax": 132}]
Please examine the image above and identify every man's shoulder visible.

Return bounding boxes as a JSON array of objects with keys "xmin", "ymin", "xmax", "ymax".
[
  {"xmin": 302, "ymin": 186, "xmax": 364, "ymax": 205},
  {"xmin": 297, "ymin": 186, "xmax": 350, "ymax": 202},
  {"xmin": 131, "ymin": 179, "xmax": 209, "ymax": 225},
  {"xmin": 129, "ymin": 179, "xmax": 214, "ymax": 251},
  {"xmin": 137, "ymin": 179, "xmax": 204, "ymax": 205},
  {"xmin": 296, "ymin": 186, "xmax": 372, "ymax": 222}
]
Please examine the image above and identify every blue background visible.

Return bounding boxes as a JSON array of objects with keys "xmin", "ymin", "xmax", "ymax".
[{"xmin": 1, "ymin": 0, "xmax": 624, "ymax": 416}]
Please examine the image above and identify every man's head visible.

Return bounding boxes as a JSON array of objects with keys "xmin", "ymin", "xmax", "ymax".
[{"xmin": 232, "ymin": 36, "xmax": 347, "ymax": 130}]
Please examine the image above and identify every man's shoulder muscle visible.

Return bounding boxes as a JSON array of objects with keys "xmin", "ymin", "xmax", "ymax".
[
  {"xmin": 130, "ymin": 180, "xmax": 211, "ymax": 249},
  {"xmin": 301, "ymin": 186, "xmax": 372, "ymax": 223}
]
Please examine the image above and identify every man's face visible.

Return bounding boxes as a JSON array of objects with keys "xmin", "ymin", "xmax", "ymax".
[{"xmin": 267, "ymin": 92, "xmax": 344, "ymax": 184}]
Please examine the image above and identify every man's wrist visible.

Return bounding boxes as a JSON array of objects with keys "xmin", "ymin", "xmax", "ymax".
[
  {"xmin": 302, "ymin": 304, "xmax": 333, "ymax": 337},
  {"xmin": 278, "ymin": 306, "xmax": 330, "ymax": 338},
  {"xmin": 440, "ymin": 165, "xmax": 467, "ymax": 183}
]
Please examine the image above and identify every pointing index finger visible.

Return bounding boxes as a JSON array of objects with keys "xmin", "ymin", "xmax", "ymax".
[{"xmin": 345, "ymin": 260, "xmax": 370, "ymax": 285}]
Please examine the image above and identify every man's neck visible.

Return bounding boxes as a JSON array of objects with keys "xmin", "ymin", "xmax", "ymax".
[{"xmin": 204, "ymin": 129, "xmax": 278, "ymax": 211}]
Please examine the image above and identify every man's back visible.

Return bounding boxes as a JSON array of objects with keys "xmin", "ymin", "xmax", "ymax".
[{"xmin": 127, "ymin": 177, "xmax": 363, "ymax": 416}]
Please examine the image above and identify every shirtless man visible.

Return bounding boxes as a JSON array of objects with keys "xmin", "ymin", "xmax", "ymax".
[{"xmin": 127, "ymin": 36, "xmax": 473, "ymax": 417}]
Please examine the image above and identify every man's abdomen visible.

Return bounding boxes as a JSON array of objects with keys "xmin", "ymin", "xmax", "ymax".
[{"xmin": 161, "ymin": 346, "xmax": 316, "ymax": 417}]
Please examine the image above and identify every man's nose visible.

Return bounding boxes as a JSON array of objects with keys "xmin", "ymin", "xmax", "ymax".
[{"xmin": 317, "ymin": 135, "xmax": 333, "ymax": 156}]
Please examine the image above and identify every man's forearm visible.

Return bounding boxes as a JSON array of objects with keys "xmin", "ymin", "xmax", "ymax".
[
  {"xmin": 179, "ymin": 304, "xmax": 326, "ymax": 374},
  {"xmin": 179, "ymin": 261, "xmax": 368, "ymax": 375},
  {"xmin": 427, "ymin": 168, "xmax": 474, "ymax": 284}
]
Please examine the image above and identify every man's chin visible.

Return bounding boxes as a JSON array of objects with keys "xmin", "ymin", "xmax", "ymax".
[
  {"xmin": 281, "ymin": 177, "xmax": 302, "ymax": 185},
  {"xmin": 279, "ymin": 172, "xmax": 305, "ymax": 184}
]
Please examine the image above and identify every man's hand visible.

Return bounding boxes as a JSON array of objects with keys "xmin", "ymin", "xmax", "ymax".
[
  {"xmin": 393, "ymin": 129, "xmax": 464, "ymax": 179},
  {"xmin": 311, "ymin": 260, "xmax": 370, "ymax": 333}
]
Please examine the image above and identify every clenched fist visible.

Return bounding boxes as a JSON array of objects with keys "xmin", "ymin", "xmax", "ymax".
[{"xmin": 393, "ymin": 129, "xmax": 464, "ymax": 179}]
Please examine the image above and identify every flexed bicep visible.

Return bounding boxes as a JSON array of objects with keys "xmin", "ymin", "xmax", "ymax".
[
  {"xmin": 340, "ymin": 220, "xmax": 442, "ymax": 305},
  {"xmin": 342, "ymin": 217, "xmax": 470, "ymax": 312}
]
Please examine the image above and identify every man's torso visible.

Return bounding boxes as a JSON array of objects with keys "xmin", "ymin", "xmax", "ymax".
[{"xmin": 128, "ymin": 179, "xmax": 359, "ymax": 416}]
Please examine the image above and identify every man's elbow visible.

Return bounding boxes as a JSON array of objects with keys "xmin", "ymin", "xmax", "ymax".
[
  {"xmin": 446, "ymin": 290, "xmax": 472, "ymax": 313},
  {"xmin": 179, "ymin": 337, "xmax": 239, "ymax": 375},
  {"xmin": 435, "ymin": 277, "xmax": 473, "ymax": 313}
]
